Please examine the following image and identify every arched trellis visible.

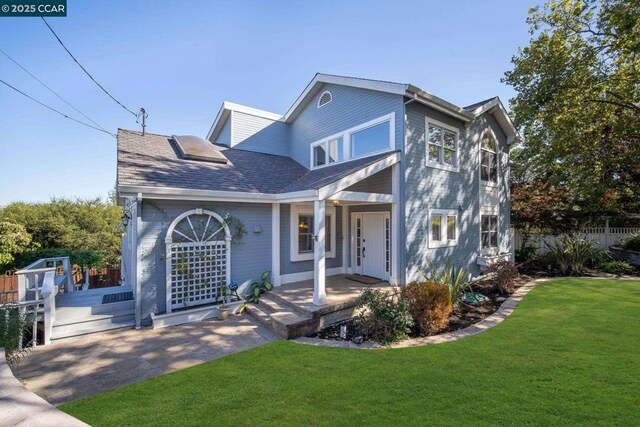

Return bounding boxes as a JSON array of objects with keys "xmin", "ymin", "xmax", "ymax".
[{"xmin": 165, "ymin": 209, "xmax": 231, "ymax": 313}]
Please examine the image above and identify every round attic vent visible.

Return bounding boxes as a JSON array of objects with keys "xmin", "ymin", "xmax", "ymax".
[{"xmin": 172, "ymin": 135, "xmax": 228, "ymax": 163}]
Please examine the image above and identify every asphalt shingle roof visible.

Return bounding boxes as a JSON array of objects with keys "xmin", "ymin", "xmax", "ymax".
[{"xmin": 117, "ymin": 129, "xmax": 397, "ymax": 194}]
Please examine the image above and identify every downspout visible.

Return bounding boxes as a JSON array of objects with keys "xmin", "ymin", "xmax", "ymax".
[{"xmin": 135, "ymin": 192, "xmax": 142, "ymax": 329}]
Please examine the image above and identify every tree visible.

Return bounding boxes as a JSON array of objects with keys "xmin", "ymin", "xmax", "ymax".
[
  {"xmin": 504, "ymin": 0, "xmax": 640, "ymax": 226},
  {"xmin": 0, "ymin": 198, "xmax": 123, "ymax": 270},
  {"xmin": 0, "ymin": 222, "xmax": 32, "ymax": 269}
]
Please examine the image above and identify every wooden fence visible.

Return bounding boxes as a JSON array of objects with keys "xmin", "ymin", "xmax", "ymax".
[
  {"xmin": 0, "ymin": 274, "xmax": 19, "ymax": 303},
  {"xmin": 514, "ymin": 227, "xmax": 640, "ymax": 254}
]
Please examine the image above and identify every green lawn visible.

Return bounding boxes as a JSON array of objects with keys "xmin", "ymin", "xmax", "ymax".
[{"xmin": 61, "ymin": 279, "xmax": 640, "ymax": 426}]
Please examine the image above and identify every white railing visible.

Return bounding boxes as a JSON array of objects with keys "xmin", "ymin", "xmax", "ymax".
[
  {"xmin": 13, "ymin": 256, "xmax": 73, "ymax": 346},
  {"xmin": 514, "ymin": 227, "xmax": 640, "ymax": 254}
]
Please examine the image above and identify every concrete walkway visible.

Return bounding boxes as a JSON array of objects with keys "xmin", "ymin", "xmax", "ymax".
[
  {"xmin": 12, "ymin": 315, "xmax": 278, "ymax": 405},
  {"xmin": 1, "ymin": 350, "xmax": 87, "ymax": 427}
]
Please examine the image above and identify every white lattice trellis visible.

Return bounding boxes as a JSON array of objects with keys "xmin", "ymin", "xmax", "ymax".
[{"xmin": 165, "ymin": 209, "xmax": 231, "ymax": 313}]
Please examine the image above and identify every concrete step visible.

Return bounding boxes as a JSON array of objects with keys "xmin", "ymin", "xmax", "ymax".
[
  {"xmin": 262, "ymin": 292, "xmax": 314, "ymax": 317},
  {"xmin": 245, "ymin": 299, "xmax": 314, "ymax": 339},
  {"xmin": 51, "ymin": 312, "xmax": 134, "ymax": 341}
]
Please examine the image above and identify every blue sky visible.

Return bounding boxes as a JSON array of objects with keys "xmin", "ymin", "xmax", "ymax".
[{"xmin": 0, "ymin": 0, "xmax": 532, "ymax": 204}]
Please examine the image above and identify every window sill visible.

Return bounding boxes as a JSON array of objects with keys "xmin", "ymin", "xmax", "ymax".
[
  {"xmin": 426, "ymin": 161, "xmax": 459, "ymax": 173},
  {"xmin": 428, "ymin": 240, "xmax": 457, "ymax": 249},
  {"xmin": 290, "ymin": 252, "xmax": 336, "ymax": 262}
]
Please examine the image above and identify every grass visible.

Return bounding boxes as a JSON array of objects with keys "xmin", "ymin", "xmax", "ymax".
[{"xmin": 60, "ymin": 279, "xmax": 640, "ymax": 426}]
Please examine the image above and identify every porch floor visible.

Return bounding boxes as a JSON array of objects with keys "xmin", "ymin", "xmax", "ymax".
[
  {"xmin": 272, "ymin": 274, "xmax": 392, "ymax": 313},
  {"xmin": 57, "ymin": 285, "xmax": 131, "ymax": 308}
]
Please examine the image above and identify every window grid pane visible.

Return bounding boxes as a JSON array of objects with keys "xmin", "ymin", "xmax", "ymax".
[
  {"xmin": 313, "ymin": 144, "xmax": 326, "ymax": 167},
  {"xmin": 432, "ymin": 215, "xmax": 442, "ymax": 241},
  {"xmin": 447, "ymin": 215, "xmax": 456, "ymax": 240},
  {"xmin": 351, "ymin": 121, "xmax": 390, "ymax": 158}
]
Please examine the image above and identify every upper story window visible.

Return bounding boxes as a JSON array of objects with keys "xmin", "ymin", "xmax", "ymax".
[
  {"xmin": 317, "ymin": 91, "xmax": 332, "ymax": 108},
  {"xmin": 481, "ymin": 131, "xmax": 498, "ymax": 183},
  {"xmin": 310, "ymin": 113, "xmax": 395, "ymax": 170},
  {"xmin": 429, "ymin": 209, "xmax": 458, "ymax": 248},
  {"xmin": 425, "ymin": 118, "xmax": 459, "ymax": 172}
]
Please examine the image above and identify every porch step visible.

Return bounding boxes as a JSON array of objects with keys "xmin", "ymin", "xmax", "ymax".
[
  {"xmin": 56, "ymin": 299, "xmax": 134, "ymax": 319},
  {"xmin": 245, "ymin": 295, "xmax": 313, "ymax": 339},
  {"xmin": 263, "ymin": 291, "xmax": 315, "ymax": 317},
  {"xmin": 51, "ymin": 310, "xmax": 135, "ymax": 341}
]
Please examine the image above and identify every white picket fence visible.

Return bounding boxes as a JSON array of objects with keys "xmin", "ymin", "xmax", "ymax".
[{"xmin": 514, "ymin": 227, "xmax": 640, "ymax": 254}]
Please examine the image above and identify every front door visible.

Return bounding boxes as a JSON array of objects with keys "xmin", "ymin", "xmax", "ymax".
[{"xmin": 353, "ymin": 212, "xmax": 389, "ymax": 280}]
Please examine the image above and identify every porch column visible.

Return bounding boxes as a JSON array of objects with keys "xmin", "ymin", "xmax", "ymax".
[
  {"xmin": 390, "ymin": 163, "xmax": 400, "ymax": 286},
  {"xmin": 313, "ymin": 200, "xmax": 326, "ymax": 306},
  {"xmin": 271, "ymin": 203, "xmax": 281, "ymax": 286}
]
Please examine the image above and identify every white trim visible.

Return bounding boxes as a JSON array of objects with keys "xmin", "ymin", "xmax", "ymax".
[
  {"xmin": 317, "ymin": 90, "xmax": 332, "ymax": 108},
  {"xmin": 350, "ymin": 211, "xmax": 391, "ymax": 281},
  {"xmin": 310, "ymin": 113, "xmax": 395, "ymax": 170},
  {"xmin": 428, "ymin": 209, "xmax": 459, "ymax": 248},
  {"xmin": 425, "ymin": 117, "xmax": 460, "ymax": 173},
  {"xmin": 467, "ymin": 97, "xmax": 521, "ymax": 144},
  {"xmin": 313, "ymin": 200, "xmax": 327, "ymax": 306},
  {"xmin": 480, "ymin": 208, "xmax": 500, "ymax": 256},
  {"xmin": 406, "ymin": 85, "xmax": 475, "ymax": 122},
  {"xmin": 229, "ymin": 110, "xmax": 235, "ymax": 147},
  {"xmin": 341, "ymin": 205, "xmax": 348, "ymax": 276},
  {"xmin": 289, "ymin": 203, "xmax": 336, "ymax": 262},
  {"xmin": 134, "ymin": 193, "xmax": 142, "ymax": 328},
  {"xmin": 390, "ymin": 163, "xmax": 400, "ymax": 285},
  {"xmin": 271, "ymin": 203, "xmax": 281, "ymax": 286},
  {"xmin": 328, "ymin": 191, "xmax": 396, "ymax": 203},
  {"xmin": 318, "ymin": 151, "xmax": 400, "ymax": 200},
  {"xmin": 279, "ymin": 267, "xmax": 345, "ymax": 285}
]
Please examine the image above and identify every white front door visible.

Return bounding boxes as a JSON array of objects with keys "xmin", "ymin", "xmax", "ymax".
[{"xmin": 353, "ymin": 212, "xmax": 389, "ymax": 280}]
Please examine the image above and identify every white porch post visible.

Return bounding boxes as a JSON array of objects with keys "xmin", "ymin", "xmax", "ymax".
[
  {"xmin": 271, "ymin": 203, "xmax": 281, "ymax": 286},
  {"xmin": 390, "ymin": 163, "xmax": 400, "ymax": 286},
  {"xmin": 313, "ymin": 200, "xmax": 326, "ymax": 306}
]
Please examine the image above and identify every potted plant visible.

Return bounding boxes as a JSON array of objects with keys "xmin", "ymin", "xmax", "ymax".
[{"xmin": 217, "ymin": 283, "xmax": 229, "ymax": 320}]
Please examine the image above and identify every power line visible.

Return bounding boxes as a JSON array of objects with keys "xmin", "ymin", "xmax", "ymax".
[
  {"xmin": 0, "ymin": 78, "xmax": 117, "ymax": 138},
  {"xmin": 41, "ymin": 17, "xmax": 138, "ymax": 118},
  {"xmin": 0, "ymin": 47, "xmax": 111, "ymax": 134}
]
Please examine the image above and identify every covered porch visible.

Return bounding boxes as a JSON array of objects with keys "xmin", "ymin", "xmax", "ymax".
[{"xmin": 271, "ymin": 153, "xmax": 402, "ymax": 306}]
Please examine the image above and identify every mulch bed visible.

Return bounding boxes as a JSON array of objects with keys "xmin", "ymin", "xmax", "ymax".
[{"xmin": 313, "ymin": 275, "xmax": 535, "ymax": 343}]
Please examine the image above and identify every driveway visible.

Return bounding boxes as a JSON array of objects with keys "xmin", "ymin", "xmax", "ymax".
[{"xmin": 12, "ymin": 315, "xmax": 279, "ymax": 405}]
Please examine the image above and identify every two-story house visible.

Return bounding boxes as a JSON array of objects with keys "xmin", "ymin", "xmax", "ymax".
[{"xmin": 117, "ymin": 73, "xmax": 518, "ymax": 329}]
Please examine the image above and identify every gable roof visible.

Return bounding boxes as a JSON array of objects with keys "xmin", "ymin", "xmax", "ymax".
[
  {"xmin": 463, "ymin": 97, "xmax": 521, "ymax": 144},
  {"xmin": 206, "ymin": 73, "xmax": 520, "ymax": 145},
  {"xmin": 117, "ymin": 129, "xmax": 399, "ymax": 199}
]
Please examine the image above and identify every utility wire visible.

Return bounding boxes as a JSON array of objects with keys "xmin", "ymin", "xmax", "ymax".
[
  {"xmin": 0, "ymin": 47, "xmax": 111, "ymax": 134},
  {"xmin": 41, "ymin": 17, "xmax": 138, "ymax": 118},
  {"xmin": 0, "ymin": 78, "xmax": 117, "ymax": 138}
]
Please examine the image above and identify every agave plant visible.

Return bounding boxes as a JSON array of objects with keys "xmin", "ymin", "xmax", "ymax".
[
  {"xmin": 420, "ymin": 258, "xmax": 470, "ymax": 304},
  {"xmin": 544, "ymin": 234, "xmax": 605, "ymax": 275}
]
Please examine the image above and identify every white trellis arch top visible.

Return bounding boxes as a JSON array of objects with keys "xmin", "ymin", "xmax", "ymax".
[{"xmin": 165, "ymin": 209, "xmax": 232, "ymax": 314}]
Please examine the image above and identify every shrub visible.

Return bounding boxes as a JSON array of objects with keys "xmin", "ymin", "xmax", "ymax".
[
  {"xmin": 487, "ymin": 259, "xmax": 519, "ymax": 294},
  {"xmin": 401, "ymin": 280, "xmax": 452, "ymax": 336},
  {"xmin": 515, "ymin": 245, "xmax": 537, "ymax": 263},
  {"xmin": 421, "ymin": 258, "xmax": 470, "ymax": 304},
  {"xmin": 356, "ymin": 288, "xmax": 413, "ymax": 344},
  {"xmin": 544, "ymin": 234, "xmax": 605, "ymax": 275},
  {"xmin": 620, "ymin": 233, "xmax": 640, "ymax": 252},
  {"xmin": 0, "ymin": 303, "xmax": 34, "ymax": 365},
  {"xmin": 597, "ymin": 260, "xmax": 635, "ymax": 275}
]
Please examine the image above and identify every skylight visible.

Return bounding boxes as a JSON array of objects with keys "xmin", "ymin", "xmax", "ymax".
[{"xmin": 172, "ymin": 135, "xmax": 228, "ymax": 163}]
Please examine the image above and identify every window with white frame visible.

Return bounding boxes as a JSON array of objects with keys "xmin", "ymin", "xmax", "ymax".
[
  {"xmin": 290, "ymin": 205, "xmax": 336, "ymax": 261},
  {"xmin": 312, "ymin": 137, "xmax": 343, "ymax": 168},
  {"xmin": 481, "ymin": 131, "xmax": 498, "ymax": 183},
  {"xmin": 317, "ymin": 91, "xmax": 332, "ymax": 108},
  {"xmin": 309, "ymin": 113, "xmax": 395, "ymax": 169},
  {"xmin": 429, "ymin": 209, "xmax": 458, "ymax": 248},
  {"xmin": 481, "ymin": 214, "xmax": 498, "ymax": 249},
  {"xmin": 426, "ymin": 119, "xmax": 459, "ymax": 171}
]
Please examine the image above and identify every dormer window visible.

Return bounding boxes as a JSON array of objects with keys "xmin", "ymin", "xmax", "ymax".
[{"xmin": 317, "ymin": 91, "xmax": 332, "ymax": 108}]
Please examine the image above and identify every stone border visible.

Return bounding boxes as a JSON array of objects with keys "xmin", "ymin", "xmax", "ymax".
[
  {"xmin": 0, "ymin": 349, "xmax": 87, "ymax": 426},
  {"xmin": 293, "ymin": 278, "xmax": 546, "ymax": 349}
]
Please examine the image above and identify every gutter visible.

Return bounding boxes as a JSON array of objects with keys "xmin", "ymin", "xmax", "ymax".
[{"xmin": 405, "ymin": 85, "xmax": 474, "ymax": 122}]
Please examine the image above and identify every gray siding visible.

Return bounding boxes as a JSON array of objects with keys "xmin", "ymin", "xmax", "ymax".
[
  {"xmin": 280, "ymin": 204, "xmax": 343, "ymax": 275},
  {"xmin": 231, "ymin": 111, "xmax": 290, "ymax": 157},
  {"xmin": 214, "ymin": 118, "xmax": 231, "ymax": 146},
  {"xmin": 344, "ymin": 167, "xmax": 392, "ymax": 194},
  {"xmin": 137, "ymin": 200, "xmax": 272, "ymax": 323},
  {"xmin": 289, "ymin": 83, "xmax": 405, "ymax": 168},
  {"xmin": 404, "ymin": 103, "xmax": 511, "ymax": 279}
]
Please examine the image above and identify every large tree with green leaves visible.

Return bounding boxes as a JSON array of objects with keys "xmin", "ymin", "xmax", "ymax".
[
  {"xmin": 504, "ymin": 0, "xmax": 640, "ymax": 227},
  {"xmin": 0, "ymin": 198, "xmax": 122, "ymax": 270}
]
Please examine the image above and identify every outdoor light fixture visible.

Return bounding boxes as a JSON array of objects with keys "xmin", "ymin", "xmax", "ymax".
[
  {"xmin": 254, "ymin": 225, "xmax": 262, "ymax": 233},
  {"xmin": 333, "ymin": 200, "xmax": 340, "ymax": 206}
]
